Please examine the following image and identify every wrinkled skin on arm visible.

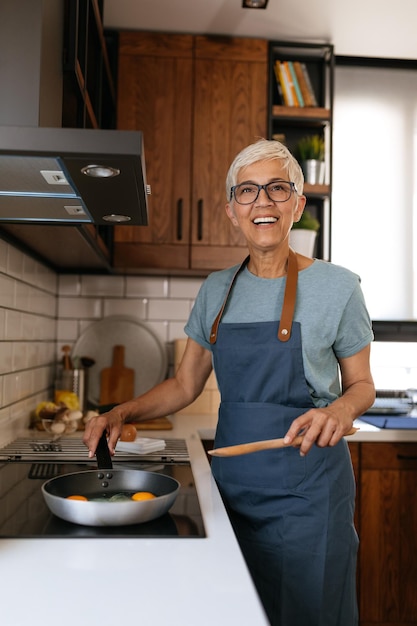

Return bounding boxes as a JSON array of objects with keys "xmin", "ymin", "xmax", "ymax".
[{"xmin": 83, "ymin": 338, "xmax": 213, "ymax": 457}]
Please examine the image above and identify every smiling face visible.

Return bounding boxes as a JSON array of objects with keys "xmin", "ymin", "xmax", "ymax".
[{"xmin": 226, "ymin": 159, "xmax": 306, "ymax": 255}]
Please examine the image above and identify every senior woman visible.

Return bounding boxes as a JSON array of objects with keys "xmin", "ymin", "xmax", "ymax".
[{"xmin": 84, "ymin": 139, "xmax": 375, "ymax": 626}]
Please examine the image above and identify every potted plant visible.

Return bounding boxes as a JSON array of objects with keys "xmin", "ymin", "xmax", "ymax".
[
  {"xmin": 290, "ymin": 210, "xmax": 320, "ymax": 257},
  {"xmin": 296, "ymin": 135, "xmax": 325, "ymax": 185}
]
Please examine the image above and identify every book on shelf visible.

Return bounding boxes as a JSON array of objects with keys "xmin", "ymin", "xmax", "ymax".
[
  {"xmin": 274, "ymin": 61, "xmax": 292, "ymax": 106},
  {"xmin": 272, "ymin": 133, "xmax": 286, "ymax": 144},
  {"xmin": 293, "ymin": 61, "xmax": 314, "ymax": 107},
  {"xmin": 288, "ymin": 61, "xmax": 304, "ymax": 107},
  {"xmin": 299, "ymin": 62, "xmax": 318, "ymax": 107},
  {"xmin": 273, "ymin": 61, "xmax": 286, "ymax": 105},
  {"xmin": 281, "ymin": 61, "xmax": 300, "ymax": 106},
  {"xmin": 273, "ymin": 59, "xmax": 319, "ymax": 108}
]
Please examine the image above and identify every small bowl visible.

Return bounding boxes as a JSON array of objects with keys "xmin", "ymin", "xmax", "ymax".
[{"xmin": 42, "ymin": 419, "xmax": 80, "ymax": 435}]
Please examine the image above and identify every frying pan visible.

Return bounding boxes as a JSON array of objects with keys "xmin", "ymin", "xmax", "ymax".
[{"xmin": 41, "ymin": 434, "xmax": 180, "ymax": 527}]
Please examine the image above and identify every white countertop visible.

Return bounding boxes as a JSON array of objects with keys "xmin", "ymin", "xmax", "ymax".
[
  {"xmin": 1, "ymin": 414, "xmax": 269, "ymax": 626},
  {"xmin": 2, "ymin": 413, "xmax": 417, "ymax": 626},
  {"xmin": 352, "ymin": 417, "xmax": 417, "ymax": 441}
]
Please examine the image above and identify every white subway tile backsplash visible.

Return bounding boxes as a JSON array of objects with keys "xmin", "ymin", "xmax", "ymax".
[
  {"xmin": 3, "ymin": 371, "xmax": 21, "ymax": 406},
  {"xmin": 148, "ymin": 298, "xmax": 191, "ymax": 321},
  {"xmin": 21, "ymin": 312, "xmax": 56, "ymax": 341},
  {"xmin": 36, "ymin": 267, "xmax": 57, "ymax": 294},
  {"xmin": 12, "ymin": 342, "xmax": 27, "ymax": 371},
  {"xmin": 81, "ymin": 275, "xmax": 125, "ymax": 297},
  {"xmin": 29, "ymin": 286, "xmax": 57, "ymax": 316},
  {"xmin": 5, "ymin": 310, "xmax": 22, "ymax": 340},
  {"xmin": 0, "ymin": 274, "xmax": 15, "ymax": 308},
  {"xmin": 56, "ymin": 319, "xmax": 79, "ymax": 343},
  {"xmin": 22, "ymin": 254, "xmax": 38, "ymax": 288},
  {"xmin": 0, "ymin": 239, "xmax": 7, "ymax": 272},
  {"xmin": 6, "ymin": 244, "xmax": 25, "ymax": 279},
  {"xmin": 126, "ymin": 275, "xmax": 168, "ymax": 298},
  {"xmin": 169, "ymin": 277, "xmax": 204, "ymax": 298},
  {"xmin": 0, "ymin": 342, "xmax": 13, "ymax": 374},
  {"xmin": 103, "ymin": 298, "xmax": 147, "ymax": 318},
  {"xmin": 15, "ymin": 280, "xmax": 30, "ymax": 312},
  {"xmin": 0, "ymin": 242, "xmax": 209, "ymax": 420},
  {"xmin": 58, "ymin": 296, "xmax": 102, "ymax": 319},
  {"xmin": 168, "ymin": 322, "xmax": 187, "ymax": 342},
  {"xmin": 26, "ymin": 342, "xmax": 56, "ymax": 369},
  {"xmin": 0, "ymin": 309, "xmax": 5, "ymax": 340},
  {"xmin": 145, "ymin": 320, "xmax": 170, "ymax": 345},
  {"xmin": 58, "ymin": 274, "xmax": 81, "ymax": 296}
]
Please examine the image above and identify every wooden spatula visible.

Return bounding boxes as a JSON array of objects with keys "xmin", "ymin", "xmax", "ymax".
[
  {"xmin": 208, "ymin": 427, "xmax": 358, "ymax": 457},
  {"xmin": 99, "ymin": 345, "xmax": 135, "ymax": 406}
]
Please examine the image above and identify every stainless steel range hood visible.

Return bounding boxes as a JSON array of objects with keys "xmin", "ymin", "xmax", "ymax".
[{"xmin": 0, "ymin": 126, "xmax": 150, "ymax": 226}]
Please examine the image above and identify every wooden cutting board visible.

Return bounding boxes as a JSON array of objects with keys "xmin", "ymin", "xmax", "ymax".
[
  {"xmin": 99, "ymin": 345, "xmax": 134, "ymax": 405},
  {"xmin": 135, "ymin": 417, "xmax": 173, "ymax": 430}
]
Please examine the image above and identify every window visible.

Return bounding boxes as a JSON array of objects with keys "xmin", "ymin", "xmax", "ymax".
[{"xmin": 332, "ymin": 61, "xmax": 417, "ymax": 321}]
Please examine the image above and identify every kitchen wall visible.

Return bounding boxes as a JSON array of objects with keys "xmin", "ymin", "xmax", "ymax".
[
  {"xmin": 0, "ymin": 235, "xmax": 205, "ymax": 443},
  {"xmin": 0, "ymin": 238, "xmax": 57, "ymax": 442},
  {"xmin": 56, "ymin": 272, "xmax": 202, "ymax": 373}
]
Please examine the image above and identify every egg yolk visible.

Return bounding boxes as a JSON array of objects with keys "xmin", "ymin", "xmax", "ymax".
[
  {"xmin": 131, "ymin": 492, "xmax": 156, "ymax": 501},
  {"xmin": 66, "ymin": 495, "xmax": 88, "ymax": 501}
]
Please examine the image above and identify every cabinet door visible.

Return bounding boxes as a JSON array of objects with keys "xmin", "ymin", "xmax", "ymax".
[
  {"xmin": 114, "ymin": 32, "xmax": 193, "ymax": 270},
  {"xmin": 359, "ymin": 443, "xmax": 417, "ymax": 625},
  {"xmin": 191, "ymin": 36, "xmax": 268, "ymax": 271}
]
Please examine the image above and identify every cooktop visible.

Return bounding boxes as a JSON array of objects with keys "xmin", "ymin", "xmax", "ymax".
[{"xmin": 0, "ymin": 438, "xmax": 205, "ymax": 539}]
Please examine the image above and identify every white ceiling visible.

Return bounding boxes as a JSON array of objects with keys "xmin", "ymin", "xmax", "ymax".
[{"xmin": 103, "ymin": 0, "xmax": 417, "ymax": 60}]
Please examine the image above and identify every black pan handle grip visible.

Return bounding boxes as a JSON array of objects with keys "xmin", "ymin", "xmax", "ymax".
[{"xmin": 96, "ymin": 432, "xmax": 113, "ymax": 470}]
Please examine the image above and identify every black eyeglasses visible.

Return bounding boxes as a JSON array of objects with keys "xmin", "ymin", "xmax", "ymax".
[{"xmin": 230, "ymin": 180, "xmax": 297, "ymax": 205}]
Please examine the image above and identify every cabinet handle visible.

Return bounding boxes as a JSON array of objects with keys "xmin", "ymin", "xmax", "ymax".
[
  {"xmin": 176, "ymin": 199, "xmax": 183, "ymax": 241},
  {"xmin": 397, "ymin": 455, "xmax": 417, "ymax": 461},
  {"xmin": 197, "ymin": 199, "xmax": 203, "ymax": 241}
]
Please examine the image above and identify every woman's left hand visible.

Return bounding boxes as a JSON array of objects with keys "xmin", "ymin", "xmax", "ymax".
[
  {"xmin": 283, "ymin": 407, "xmax": 354, "ymax": 456},
  {"xmin": 283, "ymin": 346, "xmax": 375, "ymax": 456}
]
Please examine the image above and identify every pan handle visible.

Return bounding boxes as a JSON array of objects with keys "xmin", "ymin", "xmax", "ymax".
[{"xmin": 96, "ymin": 432, "xmax": 113, "ymax": 470}]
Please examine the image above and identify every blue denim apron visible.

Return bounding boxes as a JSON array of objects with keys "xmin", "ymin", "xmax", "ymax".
[{"xmin": 210, "ymin": 251, "xmax": 358, "ymax": 626}]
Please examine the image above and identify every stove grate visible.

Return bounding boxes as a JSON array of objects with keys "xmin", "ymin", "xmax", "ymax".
[{"xmin": 0, "ymin": 437, "xmax": 189, "ymax": 463}]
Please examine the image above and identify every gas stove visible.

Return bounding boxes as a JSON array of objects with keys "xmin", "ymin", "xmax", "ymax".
[{"xmin": 0, "ymin": 436, "xmax": 205, "ymax": 539}]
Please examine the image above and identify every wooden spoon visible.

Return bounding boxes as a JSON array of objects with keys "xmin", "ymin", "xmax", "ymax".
[
  {"xmin": 61, "ymin": 345, "xmax": 73, "ymax": 370},
  {"xmin": 208, "ymin": 427, "xmax": 358, "ymax": 457}
]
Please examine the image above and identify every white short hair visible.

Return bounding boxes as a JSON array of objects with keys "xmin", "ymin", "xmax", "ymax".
[{"xmin": 226, "ymin": 138, "xmax": 304, "ymax": 201}]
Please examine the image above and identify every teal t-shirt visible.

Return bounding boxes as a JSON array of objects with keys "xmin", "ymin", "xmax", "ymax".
[{"xmin": 184, "ymin": 259, "xmax": 374, "ymax": 407}]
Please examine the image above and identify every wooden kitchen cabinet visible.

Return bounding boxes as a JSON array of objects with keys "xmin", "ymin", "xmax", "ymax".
[
  {"xmin": 113, "ymin": 32, "xmax": 267, "ymax": 273},
  {"xmin": 356, "ymin": 443, "xmax": 417, "ymax": 625}
]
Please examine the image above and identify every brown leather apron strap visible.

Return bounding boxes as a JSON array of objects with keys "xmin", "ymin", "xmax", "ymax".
[
  {"xmin": 209, "ymin": 250, "xmax": 299, "ymax": 344},
  {"xmin": 277, "ymin": 248, "xmax": 298, "ymax": 342},
  {"xmin": 210, "ymin": 256, "xmax": 249, "ymax": 344}
]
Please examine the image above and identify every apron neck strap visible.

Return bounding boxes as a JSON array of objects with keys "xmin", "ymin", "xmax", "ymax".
[
  {"xmin": 209, "ymin": 250, "xmax": 299, "ymax": 345},
  {"xmin": 277, "ymin": 248, "xmax": 298, "ymax": 342},
  {"xmin": 210, "ymin": 256, "xmax": 249, "ymax": 344}
]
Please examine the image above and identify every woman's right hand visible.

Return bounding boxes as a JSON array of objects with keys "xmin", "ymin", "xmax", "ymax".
[{"xmin": 83, "ymin": 407, "xmax": 125, "ymax": 458}]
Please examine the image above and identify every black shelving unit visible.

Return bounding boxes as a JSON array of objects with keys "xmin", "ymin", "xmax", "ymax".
[{"xmin": 268, "ymin": 41, "xmax": 334, "ymax": 260}]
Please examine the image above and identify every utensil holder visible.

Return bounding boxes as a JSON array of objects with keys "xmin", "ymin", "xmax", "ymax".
[{"xmin": 55, "ymin": 369, "xmax": 86, "ymax": 411}]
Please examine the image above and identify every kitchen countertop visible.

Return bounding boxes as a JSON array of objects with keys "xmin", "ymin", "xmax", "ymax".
[
  {"xmin": 2, "ymin": 413, "xmax": 417, "ymax": 626},
  {"xmin": 1, "ymin": 413, "xmax": 269, "ymax": 626}
]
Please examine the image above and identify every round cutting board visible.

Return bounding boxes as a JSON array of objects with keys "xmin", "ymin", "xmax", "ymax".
[{"xmin": 72, "ymin": 317, "xmax": 168, "ymax": 406}]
